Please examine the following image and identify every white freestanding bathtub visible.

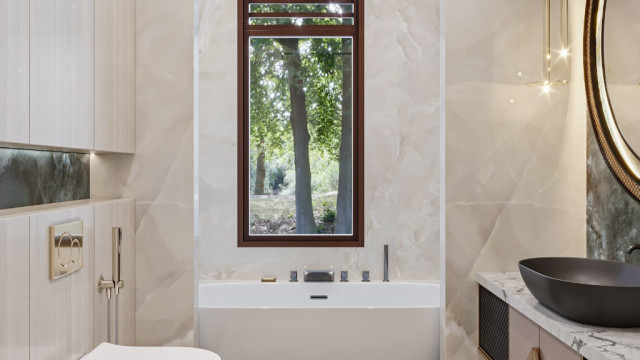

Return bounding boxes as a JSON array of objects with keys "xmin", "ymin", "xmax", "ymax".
[{"xmin": 198, "ymin": 281, "xmax": 440, "ymax": 360}]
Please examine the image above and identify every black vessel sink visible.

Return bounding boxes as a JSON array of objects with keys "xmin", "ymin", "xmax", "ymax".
[{"xmin": 519, "ymin": 257, "xmax": 640, "ymax": 327}]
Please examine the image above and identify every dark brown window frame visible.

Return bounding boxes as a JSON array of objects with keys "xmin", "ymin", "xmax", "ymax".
[{"xmin": 237, "ymin": 0, "xmax": 365, "ymax": 247}]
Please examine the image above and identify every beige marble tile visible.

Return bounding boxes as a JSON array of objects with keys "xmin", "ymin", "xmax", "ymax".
[
  {"xmin": 0, "ymin": 216, "xmax": 29, "ymax": 360},
  {"xmin": 444, "ymin": 0, "xmax": 587, "ymax": 358},
  {"xmin": 197, "ymin": 0, "xmax": 440, "ymax": 284},
  {"xmin": 90, "ymin": 0, "xmax": 195, "ymax": 346}
]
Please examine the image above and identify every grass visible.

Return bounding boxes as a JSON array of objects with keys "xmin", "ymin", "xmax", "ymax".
[{"xmin": 249, "ymin": 191, "xmax": 338, "ymax": 234}]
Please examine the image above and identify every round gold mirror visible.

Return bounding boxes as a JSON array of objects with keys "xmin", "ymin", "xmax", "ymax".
[{"xmin": 585, "ymin": 0, "xmax": 640, "ymax": 200}]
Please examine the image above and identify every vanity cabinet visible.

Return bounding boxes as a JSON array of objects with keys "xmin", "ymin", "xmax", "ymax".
[
  {"xmin": 509, "ymin": 307, "xmax": 539, "ymax": 359},
  {"xmin": 30, "ymin": 0, "xmax": 96, "ymax": 150},
  {"xmin": 1, "ymin": 0, "xmax": 134, "ymax": 153},
  {"xmin": 0, "ymin": 0, "xmax": 29, "ymax": 144},
  {"xmin": 509, "ymin": 308, "xmax": 582, "ymax": 360},
  {"xmin": 95, "ymin": 0, "xmax": 135, "ymax": 153},
  {"xmin": 479, "ymin": 285, "xmax": 584, "ymax": 360}
]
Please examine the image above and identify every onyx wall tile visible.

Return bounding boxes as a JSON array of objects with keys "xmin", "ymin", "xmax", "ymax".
[
  {"xmin": 0, "ymin": 148, "xmax": 89, "ymax": 209},
  {"xmin": 586, "ymin": 0, "xmax": 640, "ymax": 266},
  {"xmin": 586, "ymin": 122, "xmax": 640, "ymax": 264}
]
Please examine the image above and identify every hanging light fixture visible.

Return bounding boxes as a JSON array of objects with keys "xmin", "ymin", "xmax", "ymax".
[
  {"xmin": 560, "ymin": 0, "xmax": 569, "ymax": 58},
  {"xmin": 527, "ymin": 0, "xmax": 569, "ymax": 91}
]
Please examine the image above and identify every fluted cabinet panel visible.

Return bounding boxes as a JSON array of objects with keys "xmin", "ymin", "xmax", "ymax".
[
  {"xmin": 30, "ymin": 0, "xmax": 95, "ymax": 150},
  {"xmin": 95, "ymin": 0, "xmax": 135, "ymax": 153},
  {"xmin": 0, "ymin": 0, "xmax": 29, "ymax": 144},
  {"xmin": 30, "ymin": 206, "xmax": 95, "ymax": 360},
  {"xmin": 94, "ymin": 200, "xmax": 135, "ymax": 346},
  {"xmin": 0, "ymin": 216, "xmax": 30, "ymax": 360}
]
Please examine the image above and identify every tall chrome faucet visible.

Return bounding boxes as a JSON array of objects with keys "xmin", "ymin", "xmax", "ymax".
[{"xmin": 383, "ymin": 244, "xmax": 389, "ymax": 282}]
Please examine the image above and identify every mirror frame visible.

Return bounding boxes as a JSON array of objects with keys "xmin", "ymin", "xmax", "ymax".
[{"xmin": 585, "ymin": 0, "xmax": 640, "ymax": 201}]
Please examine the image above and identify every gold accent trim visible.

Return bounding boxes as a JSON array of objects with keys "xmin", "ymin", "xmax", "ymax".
[
  {"xmin": 261, "ymin": 277, "xmax": 276, "ymax": 282},
  {"xmin": 50, "ymin": 221, "xmax": 83, "ymax": 280},
  {"xmin": 585, "ymin": 0, "xmax": 640, "ymax": 200},
  {"xmin": 477, "ymin": 346, "xmax": 492, "ymax": 360},
  {"xmin": 528, "ymin": 347, "xmax": 541, "ymax": 360},
  {"xmin": 526, "ymin": 80, "xmax": 569, "ymax": 87}
]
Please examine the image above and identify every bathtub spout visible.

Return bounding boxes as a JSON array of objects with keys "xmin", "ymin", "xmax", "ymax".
[
  {"xmin": 384, "ymin": 245, "xmax": 389, "ymax": 282},
  {"xmin": 304, "ymin": 270, "xmax": 335, "ymax": 282}
]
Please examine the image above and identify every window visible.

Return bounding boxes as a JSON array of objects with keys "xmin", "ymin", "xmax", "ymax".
[{"xmin": 238, "ymin": 0, "xmax": 364, "ymax": 247}]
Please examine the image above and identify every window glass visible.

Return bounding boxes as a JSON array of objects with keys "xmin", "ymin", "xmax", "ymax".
[
  {"xmin": 248, "ymin": 37, "xmax": 354, "ymax": 236},
  {"xmin": 248, "ymin": 4, "xmax": 354, "ymax": 14}
]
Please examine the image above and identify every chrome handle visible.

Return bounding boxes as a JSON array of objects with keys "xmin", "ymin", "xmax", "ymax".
[
  {"xmin": 290, "ymin": 270, "xmax": 298, "ymax": 282},
  {"xmin": 98, "ymin": 275, "xmax": 115, "ymax": 300},
  {"xmin": 113, "ymin": 227, "xmax": 124, "ymax": 296},
  {"xmin": 98, "ymin": 227, "xmax": 125, "ymax": 344},
  {"xmin": 340, "ymin": 271, "xmax": 349, "ymax": 282},
  {"xmin": 362, "ymin": 270, "xmax": 370, "ymax": 282},
  {"xmin": 383, "ymin": 244, "xmax": 389, "ymax": 282}
]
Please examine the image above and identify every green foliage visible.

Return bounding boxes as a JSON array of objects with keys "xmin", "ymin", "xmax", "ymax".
[
  {"xmin": 280, "ymin": 150, "xmax": 339, "ymax": 195},
  {"xmin": 249, "ymin": 36, "xmax": 350, "ymax": 194},
  {"xmin": 249, "ymin": 193, "xmax": 337, "ymax": 234},
  {"xmin": 265, "ymin": 157, "xmax": 289, "ymax": 194},
  {"xmin": 320, "ymin": 201, "xmax": 337, "ymax": 223}
]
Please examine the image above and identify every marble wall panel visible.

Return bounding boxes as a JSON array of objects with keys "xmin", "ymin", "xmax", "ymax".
[
  {"xmin": 90, "ymin": 0, "xmax": 195, "ymax": 346},
  {"xmin": 0, "ymin": 149, "xmax": 89, "ymax": 209},
  {"xmin": 444, "ymin": 0, "xmax": 587, "ymax": 358},
  {"xmin": 197, "ymin": 0, "xmax": 440, "ymax": 283}
]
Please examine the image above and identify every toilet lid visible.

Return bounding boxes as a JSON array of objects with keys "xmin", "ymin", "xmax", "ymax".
[{"xmin": 82, "ymin": 343, "xmax": 221, "ymax": 360}]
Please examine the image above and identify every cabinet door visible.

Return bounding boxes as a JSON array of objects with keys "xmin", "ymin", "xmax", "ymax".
[
  {"xmin": 94, "ymin": 200, "xmax": 135, "ymax": 346},
  {"xmin": 95, "ymin": 0, "xmax": 135, "ymax": 153},
  {"xmin": 540, "ymin": 328, "xmax": 582, "ymax": 360},
  {"xmin": 509, "ymin": 307, "xmax": 540, "ymax": 360},
  {"xmin": 30, "ymin": 206, "xmax": 95, "ymax": 360},
  {"xmin": 0, "ymin": 216, "xmax": 30, "ymax": 360},
  {"xmin": 30, "ymin": 0, "xmax": 95, "ymax": 150},
  {"xmin": 0, "ymin": 0, "xmax": 29, "ymax": 144}
]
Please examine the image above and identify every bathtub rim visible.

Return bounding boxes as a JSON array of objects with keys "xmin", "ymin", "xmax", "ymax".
[{"xmin": 197, "ymin": 280, "xmax": 441, "ymax": 310}]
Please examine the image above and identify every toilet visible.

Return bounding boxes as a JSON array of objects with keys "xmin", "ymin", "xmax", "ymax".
[{"xmin": 82, "ymin": 343, "xmax": 221, "ymax": 360}]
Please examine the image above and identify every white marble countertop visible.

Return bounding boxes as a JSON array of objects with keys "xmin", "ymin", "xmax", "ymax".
[{"xmin": 477, "ymin": 272, "xmax": 640, "ymax": 360}]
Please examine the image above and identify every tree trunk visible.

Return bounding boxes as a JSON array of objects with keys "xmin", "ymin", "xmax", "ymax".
[
  {"xmin": 254, "ymin": 140, "xmax": 266, "ymax": 195},
  {"xmin": 278, "ymin": 38, "xmax": 316, "ymax": 234},
  {"xmin": 335, "ymin": 39, "xmax": 353, "ymax": 234}
]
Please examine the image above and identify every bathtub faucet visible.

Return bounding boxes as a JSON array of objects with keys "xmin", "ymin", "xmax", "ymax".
[
  {"xmin": 626, "ymin": 244, "xmax": 640, "ymax": 254},
  {"xmin": 304, "ymin": 270, "xmax": 335, "ymax": 282},
  {"xmin": 384, "ymin": 244, "xmax": 389, "ymax": 282}
]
